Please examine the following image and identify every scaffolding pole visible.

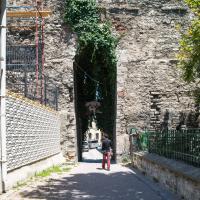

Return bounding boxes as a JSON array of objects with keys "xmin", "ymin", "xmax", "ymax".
[
  {"xmin": 41, "ymin": 17, "xmax": 45, "ymax": 103},
  {"xmin": 7, "ymin": 10, "xmax": 51, "ymax": 18},
  {"xmin": 35, "ymin": 1, "xmax": 39, "ymax": 97},
  {"xmin": 0, "ymin": 0, "xmax": 8, "ymax": 193}
]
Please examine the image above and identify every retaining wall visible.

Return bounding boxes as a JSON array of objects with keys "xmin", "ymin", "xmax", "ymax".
[{"xmin": 132, "ymin": 152, "xmax": 200, "ymax": 200}]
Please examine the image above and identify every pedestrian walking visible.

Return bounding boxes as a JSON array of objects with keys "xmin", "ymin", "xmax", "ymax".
[{"xmin": 101, "ymin": 133, "xmax": 112, "ymax": 171}]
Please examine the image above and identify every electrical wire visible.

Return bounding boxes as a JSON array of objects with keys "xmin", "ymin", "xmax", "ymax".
[
  {"xmin": 35, "ymin": 5, "xmax": 43, "ymax": 18},
  {"xmin": 74, "ymin": 61, "xmax": 103, "ymax": 85}
]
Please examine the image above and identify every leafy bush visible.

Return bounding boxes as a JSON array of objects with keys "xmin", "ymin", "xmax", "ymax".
[{"xmin": 178, "ymin": 0, "xmax": 200, "ymax": 83}]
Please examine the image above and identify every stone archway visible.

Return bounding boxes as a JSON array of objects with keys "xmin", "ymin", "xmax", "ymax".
[
  {"xmin": 73, "ymin": 56, "xmax": 117, "ymax": 162},
  {"xmin": 28, "ymin": 0, "xmax": 196, "ymax": 163}
]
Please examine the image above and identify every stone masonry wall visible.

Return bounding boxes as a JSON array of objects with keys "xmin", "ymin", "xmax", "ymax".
[
  {"xmin": 43, "ymin": 0, "xmax": 77, "ymax": 161},
  {"xmin": 100, "ymin": 0, "xmax": 197, "ymax": 160},
  {"xmin": 7, "ymin": 0, "xmax": 198, "ymax": 162},
  {"xmin": 132, "ymin": 152, "xmax": 200, "ymax": 200},
  {"xmin": 6, "ymin": 92, "xmax": 60, "ymax": 171},
  {"xmin": 7, "ymin": 0, "xmax": 77, "ymax": 161}
]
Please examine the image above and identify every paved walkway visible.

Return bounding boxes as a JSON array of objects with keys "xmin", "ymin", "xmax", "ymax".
[{"xmin": 2, "ymin": 161, "xmax": 180, "ymax": 200}]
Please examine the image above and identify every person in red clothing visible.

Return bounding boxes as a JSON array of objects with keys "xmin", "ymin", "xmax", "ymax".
[{"xmin": 101, "ymin": 133, "xmax": 112, "ymax": 171}]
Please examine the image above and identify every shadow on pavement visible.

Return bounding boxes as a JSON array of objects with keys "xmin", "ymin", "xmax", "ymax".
[{"xmin": 19, "ymin": 170, "xmax": 168, "ymax": 200}]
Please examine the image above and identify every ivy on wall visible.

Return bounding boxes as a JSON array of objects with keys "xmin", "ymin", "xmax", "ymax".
[
  {"xmin": 64, "ymin": 0, "xmax": 117, "ymax": 81},
  {"xmin": 64, "ymin": 0, "xmax": 117, "ymax": 136}
]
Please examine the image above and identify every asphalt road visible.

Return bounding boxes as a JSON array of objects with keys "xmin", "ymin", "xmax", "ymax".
[{"xmin": 1, "ymin": 149, "xmax": 180, "ymax": 200}]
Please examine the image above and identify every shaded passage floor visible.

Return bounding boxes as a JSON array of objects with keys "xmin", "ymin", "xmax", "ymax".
[
  {"xmin": 2, "ymin": 161, "xmax": 180, "ymax": 200},
  {"xmin": 82, "ymin": 148, "xmax": 103, "ymax": 163}
]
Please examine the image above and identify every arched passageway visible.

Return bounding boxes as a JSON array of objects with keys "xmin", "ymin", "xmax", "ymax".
[{"xmin": 74, "ymin": 47, "xmax": 117, "ymax": 162}]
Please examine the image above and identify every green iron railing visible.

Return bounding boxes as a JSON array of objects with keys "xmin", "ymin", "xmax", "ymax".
[{"xmin": 136, "ymin": 129, "xmax": 200, "ymax": 167}]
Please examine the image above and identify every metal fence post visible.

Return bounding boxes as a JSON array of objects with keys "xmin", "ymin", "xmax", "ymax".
[
  {"xmin": 129, "ymin": 134, "xmax": 133, "ymax": 163},
  {"xmin": 24, "ymin": 67, "xmax": 28, "ymax": 97},
  {"xmin": 0, "ymin": 0, "xmax": 8, "ymax": 192},
  {"xmin": 44, "ymin": 76, "xmax": 47, "ymax": 106},
  {"xmin": 55, "ymin": 87, "xmax": 58, "ymax": 111}
]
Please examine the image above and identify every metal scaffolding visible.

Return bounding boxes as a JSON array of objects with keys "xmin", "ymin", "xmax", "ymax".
[
  {"xmin": 6, "ymin": 1, "xmax": 57, "ymax": 109},
  {"xmin": 7, "ymin": 10, "xmax": 51, "ymax": 17}
]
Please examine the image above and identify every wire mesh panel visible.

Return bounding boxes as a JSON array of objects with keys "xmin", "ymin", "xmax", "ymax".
[{"xmin": 6, "ymin": 94, "xmax": 60, "ymax": 171}]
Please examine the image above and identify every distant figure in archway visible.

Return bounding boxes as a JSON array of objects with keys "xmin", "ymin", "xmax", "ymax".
[{"xmin": 102, "ymin": 133, "xmax": 112, "ymax": 171}]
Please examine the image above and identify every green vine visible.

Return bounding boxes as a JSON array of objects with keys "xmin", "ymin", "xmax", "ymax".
[
  {"xmin": 64, "ymin": 0, "xmax": 117, "ymax": 135},
  {"xmin": 64, "ymin": 0, "xmax": 117, "ymax": 81}
]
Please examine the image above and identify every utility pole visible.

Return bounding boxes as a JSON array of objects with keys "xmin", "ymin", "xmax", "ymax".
[{"xmin": 0, "ymin": 0, "xmax": 7, "ymax": 193}]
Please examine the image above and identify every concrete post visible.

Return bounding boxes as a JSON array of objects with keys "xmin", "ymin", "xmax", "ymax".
[{"xmin": 0, "ymin": 0, "xmax": 7, "ymax": 193}]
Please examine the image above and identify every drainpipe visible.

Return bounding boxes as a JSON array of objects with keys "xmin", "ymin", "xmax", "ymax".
[{"xmin": 0, "ymin": 0, "xmax": 7, "ymax": 193}]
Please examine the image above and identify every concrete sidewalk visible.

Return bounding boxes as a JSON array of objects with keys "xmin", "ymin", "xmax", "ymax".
[{"xmin": 1, "ymin": 161, "xmax": 180, "ymax": 200}]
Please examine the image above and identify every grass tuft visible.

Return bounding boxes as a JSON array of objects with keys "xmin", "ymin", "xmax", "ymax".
[
  {"xmin": 13, "ymin": 163, "xmax": 73, "ymax": 190},
  {"xmin": 35, "ymin": 165, "xmax": 63, "ymax": 177}
]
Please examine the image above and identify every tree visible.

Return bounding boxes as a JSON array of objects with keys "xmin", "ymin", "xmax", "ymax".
[{"xmin": 178, "ymin": 0, "xmax": 200, "ymax": 83}]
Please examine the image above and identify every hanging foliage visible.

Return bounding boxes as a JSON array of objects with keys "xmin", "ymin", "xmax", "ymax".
[
  {"xmin": 64, "ymin": 0, "xmax": 117, "ymax": 82},
  {"xmin": 64, "ymin": 0, "xmax": 117, "ymax": 134}
]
